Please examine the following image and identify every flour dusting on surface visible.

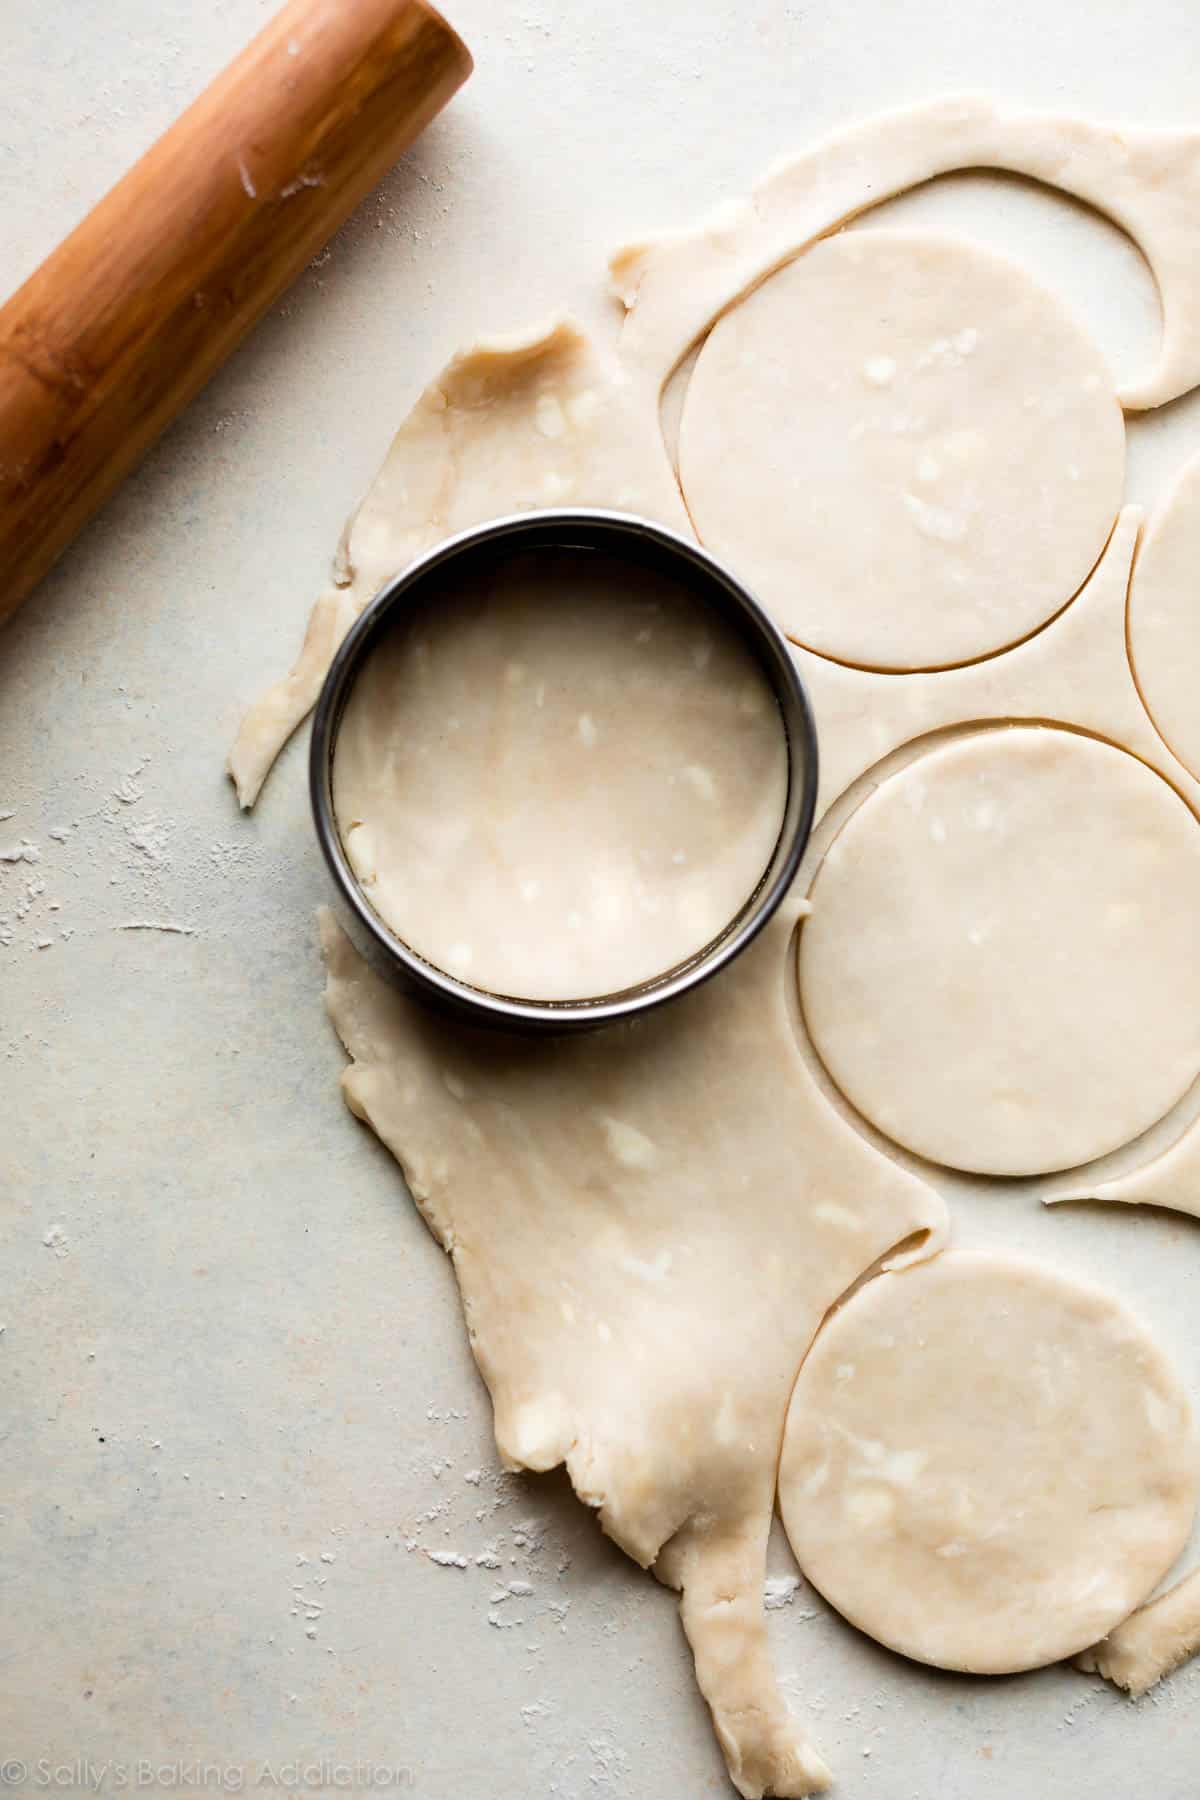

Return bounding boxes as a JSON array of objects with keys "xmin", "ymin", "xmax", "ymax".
[
  {"xmin": 764, "ymin": 1575, "xmax": 805, "ymax": 1611},
  {"xmin": 0, "ymin": 753, "xmax": 265, "ymax": 968}
]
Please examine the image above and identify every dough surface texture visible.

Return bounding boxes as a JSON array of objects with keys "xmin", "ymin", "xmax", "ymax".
[
  {"xmin": 800, "ymin": 727, "xmax": 1200, "ymax": 1176},
  {"xmin": 332, "ymin": 547, "xmax": 786, "ymax": 1000},
  {"xmin": 320, "ymin": 902, "xmax": 946, "ymax": 1799},
  {"xmin": 1127, "ymin": 449, "xmax": 1200, "ymax": 784},
  {"xmin": 779, "ymin": 1250, "xmax": 1200, "ymax": 1674},
  {"xmin": 678, "ymin": 231, "xmax": 1123, "ymax": 669}
]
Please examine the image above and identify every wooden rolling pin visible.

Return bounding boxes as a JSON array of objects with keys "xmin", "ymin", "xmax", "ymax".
[{"xmin": 0, "ymin": 0, "xmax": 472, "ymax": 626}]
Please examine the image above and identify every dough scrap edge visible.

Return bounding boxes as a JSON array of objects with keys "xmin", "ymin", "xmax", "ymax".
[
  {"xmin": 1047, "ymin": 1081, "xmax": 1200, "ymax": 1222},
  {"xmin": 317, "ymin": 903, "xmax": 948, "ymax": 1798},
  {"xmin": 1076, "ymin": 1566, "xmax": 1200, "ymax": 1697},
  {"xmin": 611, "ymin": 92, "xmax": 1200, "ymax": 411}
]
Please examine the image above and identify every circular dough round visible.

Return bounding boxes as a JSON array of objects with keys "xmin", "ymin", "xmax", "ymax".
[
  {"xmin": 779, "ymin": 1250, "xmax": 1199, "ymax": 1675},
  {"xmin": 677, "ymin": 230, "xmax": 1125, "ymax": 670},
  {"xmin": 1128, "ymin": 450, "xmax": 1200, "ymax": 783},
  {"xmin": 799, "ymin": 727, "xmax": 1200, "ymax": 1176}
]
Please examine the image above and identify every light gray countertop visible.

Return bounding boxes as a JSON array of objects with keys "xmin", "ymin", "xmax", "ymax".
[{"xmin": 4, "ymin": 2, "xmax": 1200, "ymax": 1795}]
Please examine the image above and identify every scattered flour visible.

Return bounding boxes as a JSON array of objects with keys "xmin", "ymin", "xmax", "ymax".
[
  {"xmin": 491, "ymin": 1580, "xmax": 535, "ymax": 1603},
  {"xmin": 1059, "ymin": 1683, "xmax": 1106, "ymax": 1729},
  {"xmin": 764, "ymin": 1575, "xmax": 819, "ymax": 1613},
  {"xmin": 42, "ymin": 1225, "xmax": 70, "ymax": 1259},
  {"xmin": 0, "ymin": 754, "xmax": 268, "ymax": 965},
  {"xmin": 512, "ymin": 1515, "xmax": 548, "ymax": 1553}
]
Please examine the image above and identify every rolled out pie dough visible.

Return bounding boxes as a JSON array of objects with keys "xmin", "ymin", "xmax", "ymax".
[
  {"xmin": 799, "ymin": 727, "xmax": 1200, "ymax": 1177},
  {"xmin": 228, "ymin": 93, "xmax": 1200, "ymax": 1798},
  {"xmin": 678, "ymin": 230, "xmax": 1124, "ymax": 669},
  {"xmin": 1127, "ymin": 449, "xmax": 1200, "ymax": 784},
  {"xmin": 778, "ymin": 1250, "xmax": 1199, "ymax": 1673},
  {"xmin": 331, "ymin": 547, "xmax": 786, "ymax": 1001},
  {"xmin": 319, "ymin": 899, "xmax": 947, "ymax": 1799}
]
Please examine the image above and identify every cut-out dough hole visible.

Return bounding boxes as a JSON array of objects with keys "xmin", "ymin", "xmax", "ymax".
[{"xmin": 856, "ymin": 169, "xmax": 1160, "ymax": 398}]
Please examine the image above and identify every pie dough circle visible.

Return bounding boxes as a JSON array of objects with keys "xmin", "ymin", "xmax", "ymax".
[
  {"xmin": 1128, "ymin": 452, "xmax": 1200, "ymax": 783},
  {"xmin": 799, "ymin": 727, "xmax": 1200, "ymax": 1176},
  {"xmin": 779, "ymin": 1250, "xmax": 1199, "ymax": 1675},
  {"xmin": 677, "ymin": 229, "xmax": 1125, "ymax": 670}
]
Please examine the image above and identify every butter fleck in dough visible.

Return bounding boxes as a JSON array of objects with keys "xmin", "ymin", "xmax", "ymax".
[
  {"xmin": 332, "ymin": 549, "xmax": 786, "ymax": 1001},
  {"xmin": 780, "ymin": 1251, "xmax": 1199, "ymax": 1674}
]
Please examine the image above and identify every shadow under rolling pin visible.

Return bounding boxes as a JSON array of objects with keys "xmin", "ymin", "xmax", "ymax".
[{"xmin": 0, "ymin": 0, "xmax": 472, "ymax": 627}]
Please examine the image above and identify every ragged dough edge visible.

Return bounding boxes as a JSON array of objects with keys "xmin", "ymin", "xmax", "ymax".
[
  {"xmin": 610, "ymin": 92, "xmax": 1200, "ymax": 410},
  {"xmin": 227, "ymin": 585, "xmax": 358, "ymax": 810},
  {"xmin": 317, "ymin": 904, "xmax": 947, "ymax": 1798},
  {"xmin": 227, "ymin": 315, "xmax": 692, "ymax": 809},
  {"xmin": 1077, "ymin": 1566, "xmax": 1200, "ymax": 1696},
  {"xmin": 658, "ymin": 1516, "xmax": 833, "ymax": 1798},
  {"xmin": 226, "ymin": 315, "xmax": 578, "ymax": 810}
]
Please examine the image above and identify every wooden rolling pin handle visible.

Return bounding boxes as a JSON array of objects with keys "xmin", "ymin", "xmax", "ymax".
[{"xmin": 0, "ymin": 0, "xmax": 472, "ymax": 626}]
